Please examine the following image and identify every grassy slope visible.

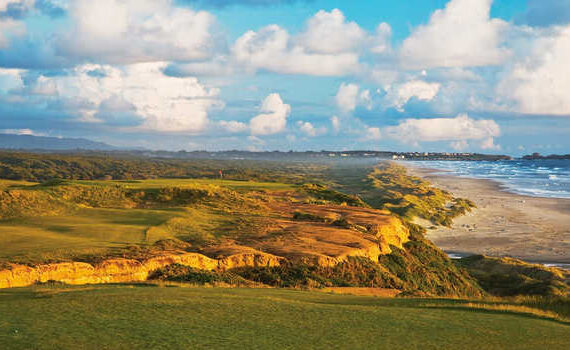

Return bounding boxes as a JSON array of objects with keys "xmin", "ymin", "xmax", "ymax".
[{"xmin": 0, "ymin": 285, "xmax": 568, "ymax": 350}]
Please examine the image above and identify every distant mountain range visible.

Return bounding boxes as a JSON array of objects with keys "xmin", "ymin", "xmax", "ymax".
[{"xmin": 0, "ymin": 134, "xmax": 118, "ymax": 151}]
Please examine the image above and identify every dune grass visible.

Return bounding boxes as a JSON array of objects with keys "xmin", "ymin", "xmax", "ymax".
[{"xmin": 0, "ymin": 285, "xmax": 568, "ymax": 350}]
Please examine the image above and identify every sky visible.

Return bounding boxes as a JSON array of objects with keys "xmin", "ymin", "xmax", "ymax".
[{"xmin": 1, "ymin": 0, "xmax": 570, "ymax": 155}]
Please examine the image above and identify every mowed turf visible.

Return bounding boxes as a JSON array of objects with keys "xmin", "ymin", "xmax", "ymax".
[
  {"xmin": 0, "ymin": 285, "xmax": 568, "ymax": 349},
  {"xmin": 0, "ymin": 208, "xmax": 182, "ymax": 262}
]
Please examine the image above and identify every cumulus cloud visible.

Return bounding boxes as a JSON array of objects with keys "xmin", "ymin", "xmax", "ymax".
[
  {"xmin": 450, "ymin": 140, "xmax": 469, "ymax": 151},
  {"xmin": 385, "ymin": 80, "xmax": 441, "ymax": 111},
  {"xmin": 497, "ymin": 25, "xmax": 570, "ymax": 116},
  {"xmin": 249, "ymin": 93, "xmax": 291, "ymax": 135},
  {"xmin": 364, "ymin": 127, "xmax": 381, "ymax": 141},
  {"xmin": 480, "ymin": 137, "xmax": 500, "ymax": 150},
  {"xmin": 371, "ymin": 22, "xmax": 393, "ymax": 54},
  {"xmin": 219, "ymin": 120, "xmax": 248, "ymax": 133},
  {"xmin": 233, "ymin": 24, "xmax": 359, "ymax": 76},
  {"xmin": 0, "ymin": 17, "xmax": 26, "ymax": 49},
  {"xmin": 61, "ymin": 0, "xmax": 217, "ymax": 64},
  {"xmin": 297, "ymin": 9, "xmax": 367, "ymax": 54},
  {"xmin": 335, "ymin": 83, "xmax": 371, "ymax": 113},
  {"xmin": 400, "ymin": 0, "xmax": 509, "ymax": 69},
  {"xmin": 15, "ymin": 62, "xmax": 223, "ymax": 133},
  {"xmin": 297, "ymin": 121, "xmax": 325, "ymax": 137},
  {"xmin": 330, "ymin": 116, "xmax": 340, "ymax": 132},
  {"xmin": 0, "ymin": 68, "xmax": 24, "ymax": 91},
  {"xmin": 384, "ymin": 114, "xmax": 500, "ymax": 146}
]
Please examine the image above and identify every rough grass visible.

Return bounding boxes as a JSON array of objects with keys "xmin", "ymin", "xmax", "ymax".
[
  {"xmin": 0, "ymin": 285, "xmax": 568, "ymax": 350},
  {"xmin": 302, "ymin": 183, "xmax": 369, "ymax": 207},
  {"xmin": 457, "ymin": 255, "xmax": 570, "ymax": 297},
  {"xmin": 366, "ymin": 163, "xmax": 475, "ymax": 226}
]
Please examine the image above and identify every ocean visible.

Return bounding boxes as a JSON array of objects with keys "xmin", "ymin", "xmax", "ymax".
[{"xmin": 408, "ymin": 159, "xmax": 570, "ymax": 199}]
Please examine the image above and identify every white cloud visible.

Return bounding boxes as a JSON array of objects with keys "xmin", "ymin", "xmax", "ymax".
[
  {"xmin": 330, "ymin": 116, "xmax": 340, "ymax": 132},
  {"xmin": 297, "ymin": 9, "xmax": 366, "ymax": 54},
  {"xmin": 400, "ymin": 0, "xmax": 509, "ymax": 69},
  {"xmin": 249, "ymin": 93, "xmax": 291, "ymax": 135},
  {"xmin": 0, "ymin": 18, "xmax": 26, "ymax": 49},
  {"xmin": 247, "ymin": 135, "xmax": 265, "ymax": 151},
  {"xmin": 297, "ymin": 121, "xmax": 326, "ymax": 137},
  {"xmin": 297, "ymin": 121, "xmax": 316, "ymax": 137},
  {"xmin": 219, "ymin": 120, "xmax": 248, "ymax": 133},
  {"xmin": 0, "ymin": 68, "xmax": 24, "ymax": 92},
  {"xmin": 480, "ymin": 137, "xmax": 501, "ymax": 150},
  {"xmin": 233, "ymin": 25, "xmax": 359, "ymax": 76},
  {"xmin": 386, "ymin": 80, "xmax": 441, "ymax": 111},
  {"xmin": 371, "ymin": 22, "xmax": 393, "ymax": 54},
  {"xmin": 335, "ymin": 83, "xmax": 371, "ymax": 113},
  {"xmin": 28, "ymin": 76, "xmax": 58, "ymax": 96},
  {"xmin": 33, "ymin": 62, "xmax": 222, "ymax": 133},
  {"xmin": 450, "ymin": 140, "xmax": 468, "ymax": 151},
  {"xmin": 497, "ymin": 25, "xmax": 570, "ymax": 116},
  {"xmin": 0, "ymin": 128, "xmax": 45, "ymax": 136},
  {"xmin": 364, "ymin": 127, "xmax": 382, "ymax": 140},
  {"xmin": 335, "ymin": 83, "xmax": 359, "ymax": 113},
  {"xmin": 62, "ymin": 0, "xmax": 217, "ymax": 64},
  {"xmin": 385, "ymin": 114, "xmax": 500, "ymax": 145}
]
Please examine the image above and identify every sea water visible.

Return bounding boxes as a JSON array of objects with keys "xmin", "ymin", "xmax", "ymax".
[{"xmin": 408, "ymin": 159, "xmax": 570, "ymax": 199}]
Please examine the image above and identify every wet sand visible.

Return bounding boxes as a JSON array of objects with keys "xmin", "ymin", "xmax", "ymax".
[{"xmin": 405, "ymin": 165, "xmax": 570, "ymax": 264}]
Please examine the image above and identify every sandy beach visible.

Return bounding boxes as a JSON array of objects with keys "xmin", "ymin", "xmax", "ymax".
[{"xmin": 405, "ymin": 164, "xmax": 570, "ymax": 264}]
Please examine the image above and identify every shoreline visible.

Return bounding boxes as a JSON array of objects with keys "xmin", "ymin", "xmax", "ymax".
[{"xmin": 403, "ymin": 163, "xmax": 570, "ymax": 264}]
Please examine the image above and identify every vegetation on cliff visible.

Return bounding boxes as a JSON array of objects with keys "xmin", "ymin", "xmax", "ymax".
[
  {"xmin": 457, "ymin": 255, "xmax": 570, "ymax": 297},
  {"xmin": 367, "ymin": 163, "xmax": 476, "ymax": 226}
]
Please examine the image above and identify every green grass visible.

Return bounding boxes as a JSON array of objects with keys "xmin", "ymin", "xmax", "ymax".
[
  {"xmin": 0, "ymin": 207, "xmax": 182, "ymax": 264},
  {"xmin": 0, "ymin": 285, "xmax": 568, "ymax": 349}
]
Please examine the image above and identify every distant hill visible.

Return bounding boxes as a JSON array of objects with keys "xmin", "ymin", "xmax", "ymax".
[
  {"xmin": 0, "ymin": 134, "xmax": 117, "ymax": 151},
  {"xmin": 523, "ymin": 153, "xmax": 570, "ymax": 160}
]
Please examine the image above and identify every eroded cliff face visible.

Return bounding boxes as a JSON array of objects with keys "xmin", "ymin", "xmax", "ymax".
[{"xmin": 0, "ymin": 252, "xmax": 284, "ymax": 289}]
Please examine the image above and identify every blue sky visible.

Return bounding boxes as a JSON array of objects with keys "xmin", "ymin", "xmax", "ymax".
[{"xmin": 1, "ymin": 0, "xmax": 570, "ymax": 155}]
